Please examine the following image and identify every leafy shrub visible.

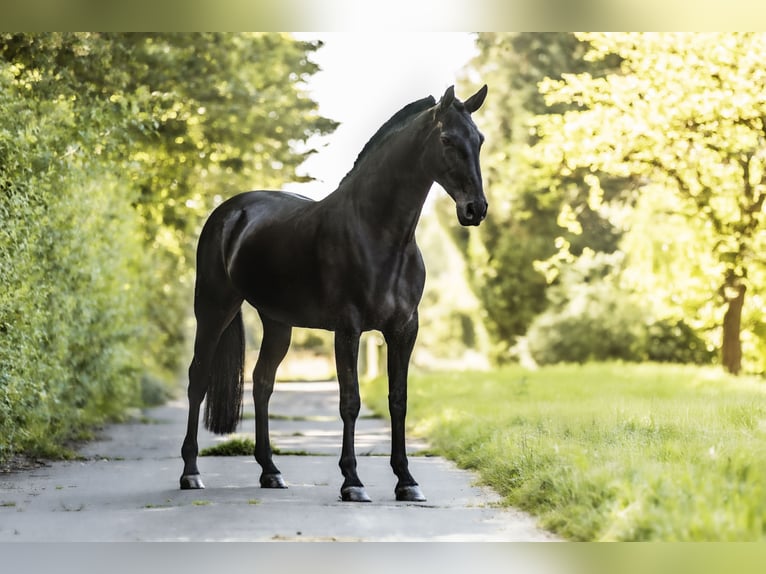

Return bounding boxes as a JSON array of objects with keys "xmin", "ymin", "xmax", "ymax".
[
  {"xmin": 525, "ymin": 252, "xmax": 715, "ymax": 366},
  {"xmin": 0, "ymin": 73, "xmax": 149, "ymax": 458},
  {"xmin": 645, "ymin": 319, "xmax": 715, "ymax": 365},
  {"xmin": 526, "ymin": 280, "xmax": 647, "ymax": 365}
]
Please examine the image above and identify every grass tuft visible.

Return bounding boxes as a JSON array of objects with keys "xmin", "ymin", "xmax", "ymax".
[
  {"xmin": 199, "ymin": 436, "xmax": 254, "ymax": 457},
  {"xmin": 199, "ymin": 436, "xmax": 325, "ymax": 457}
]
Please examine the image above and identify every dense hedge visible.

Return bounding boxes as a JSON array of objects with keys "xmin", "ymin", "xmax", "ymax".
[{"xmin": 0, "ymin": 70, "xmax": 149, "ymax": 458}]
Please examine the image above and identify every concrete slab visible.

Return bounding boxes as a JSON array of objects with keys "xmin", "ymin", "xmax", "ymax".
[{"xmin": 0, "ymin": 381, "xmax": 558, "ymax": 542}]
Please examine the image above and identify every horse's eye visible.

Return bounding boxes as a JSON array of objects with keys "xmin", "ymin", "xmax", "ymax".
[{"xmin": 440, "ymin": 135, "xmax": 454, "ymax": 147}]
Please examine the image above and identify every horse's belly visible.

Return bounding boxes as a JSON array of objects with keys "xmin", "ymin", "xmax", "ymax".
[
  {"xmin": 234, "ymin": 262, "xmax": 332, "ymax": 328},
  {"xmin": 238, "ymin": 268, "xmax": 420, "ymax": 332}
]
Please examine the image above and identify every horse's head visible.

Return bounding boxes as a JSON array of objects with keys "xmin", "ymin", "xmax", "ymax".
[{"xmin": 428, "ymin": 84, "xmax": 488, "ymax": 226}]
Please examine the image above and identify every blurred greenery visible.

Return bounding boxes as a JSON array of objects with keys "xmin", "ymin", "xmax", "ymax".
[
  {"xmin": 451, "ymin": 33, "xmax": 766, "ymax": 375},
  {"xmin": 0, "ymin": 33, "xmax": 335, "ymax": 462},
  {"xmin": 525, "ymin": 250, "xmax": 715, "ymax": 365},
  {"xmin": 448, "ymin": 33, "xmax": 627, "ymax": 364},
  {"xmin": 532, "ymin": 33, "xmax": 766, "ymax": 375}
]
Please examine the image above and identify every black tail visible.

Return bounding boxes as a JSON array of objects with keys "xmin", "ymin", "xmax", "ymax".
[{"xmin": 203, "ymin": 310, "xmax": 245, "ymax": 434}]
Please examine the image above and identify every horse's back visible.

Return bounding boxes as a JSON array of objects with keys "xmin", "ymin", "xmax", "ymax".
[
  {"xmin": 208, "ymin": 190, "xmax": 314, "ymax": 226},
  {"xmin": 200, "ymin": 189, "xmax": 313, "ymax": 251}
]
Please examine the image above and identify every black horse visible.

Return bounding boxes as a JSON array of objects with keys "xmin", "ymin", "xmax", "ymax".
[{"xmin": 180, "ymin": 84, "xmax": 488, "ymax": 502}]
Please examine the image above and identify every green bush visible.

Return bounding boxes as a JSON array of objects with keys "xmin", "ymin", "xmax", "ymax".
[
  {"xmin": 526, "ymin": 280, "xmax": 647, "ymax": 365},
  {"xmin": 525, "ymin": 252, "xmax": 715, "ymax": 366},
  {"xmin": 0, "ymin": 64, "xmax": 161, "ymax": 457},
  {"xmin": 526, "ymin": 291, "xmax": 716, "ymax": 367},
  {"xmin": 0, "ymin": 81, "xmax": 147, "ymax": 459},
  {"xmin": 645, "ymin": 319, "xmax": 716, "ymax": 365}
]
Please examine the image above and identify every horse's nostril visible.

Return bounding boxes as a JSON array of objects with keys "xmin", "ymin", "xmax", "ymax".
[{"xmin": 466, "ymin": 202, "xmax": 476, "ymax": 219}]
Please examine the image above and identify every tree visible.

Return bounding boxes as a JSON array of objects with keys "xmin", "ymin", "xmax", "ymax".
[{"xmin": 533, "ymin": 33, "xmax": 766, "ymax": 374}]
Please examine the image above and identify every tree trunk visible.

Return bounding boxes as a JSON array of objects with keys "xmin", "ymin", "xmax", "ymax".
[{"xmin": 721, "ymin": 281, "xmax": 746, "ymax": 375}]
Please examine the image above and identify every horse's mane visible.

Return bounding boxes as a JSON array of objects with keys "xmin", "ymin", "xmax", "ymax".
[{"xmin": 338, "ymin": 95, "xmax": 436, "ymax": 185}]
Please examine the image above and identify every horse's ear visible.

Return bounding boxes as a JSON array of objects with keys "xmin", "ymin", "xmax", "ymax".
[
  {"xmin": 437, "ymin": 85, "xmax": 455, "ymax": 117},
  {"xmin": 464, "ymin": 84, "xmax": 488, "ymax": 114}
]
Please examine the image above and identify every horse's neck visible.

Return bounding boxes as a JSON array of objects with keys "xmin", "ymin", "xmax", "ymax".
[{"xmin": 330, "ymin": 126, "xmax": 433, "ymax": 243}]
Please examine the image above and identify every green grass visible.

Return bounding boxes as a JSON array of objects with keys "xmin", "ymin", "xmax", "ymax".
[
  {"xmin": 362, "ymin": 363, "xmax": 766, "ymax": 541},
  {"xmin": 199, "ymin": 436, "xmax": 254, "ymax": 457},
  {"xmin": 199, "ymin": 436, "xmax": 324, "ymax": 457}
]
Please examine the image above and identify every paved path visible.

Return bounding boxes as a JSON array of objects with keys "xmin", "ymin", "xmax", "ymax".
[{"xmin": 0, "ymin": 381, "xmax": 557, "ymax": 541}]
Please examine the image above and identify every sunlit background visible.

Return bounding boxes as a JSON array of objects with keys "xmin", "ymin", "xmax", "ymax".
[
  {"xmin": 283, "ymin": 33, "xmax": 478, "ymax": 200},
  {"xmin": 3, "ymin": 26, "xmax": 766, "ymax": 561}
]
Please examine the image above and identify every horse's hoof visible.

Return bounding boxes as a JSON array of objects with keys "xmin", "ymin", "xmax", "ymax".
[
  {"xmin": 395, "ymin": 484, "xmax": 426, "ymax": 502},
  {"xmin": 180, "ymin": 474, "xmax": 205, "ymax": 490},
  {"xmin": 340, "ymin": 486, "xmax": 372, "ymax": 502},
  {"xmin": 260, "ymin": 473, "xmax": 287, "ymax": 489}
]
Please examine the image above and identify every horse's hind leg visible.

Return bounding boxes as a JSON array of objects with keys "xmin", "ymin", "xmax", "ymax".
[
  {"xmin": 180, "ymin": 291, "xmax": 243, "ymax": 490},
  {"xmin": 253, "ymin": 314, "xmax": 292, "ymax": 488}
]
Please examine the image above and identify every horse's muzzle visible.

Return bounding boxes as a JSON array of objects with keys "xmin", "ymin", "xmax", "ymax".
[{"xmin": 458, "ymin": 199, "xmax": 488, "ymax": 226}]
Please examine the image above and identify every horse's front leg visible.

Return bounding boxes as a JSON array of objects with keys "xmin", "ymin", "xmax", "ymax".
[
  {"xmin": 335, "ymin": 330, "xmax": 371, "ymax": 502},
  {"xmin": 384, "ymin": 313, "xmax": 426, "ymax": 502}
]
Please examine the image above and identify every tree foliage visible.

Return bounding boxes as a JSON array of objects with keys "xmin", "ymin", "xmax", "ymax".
[
  {"xmin": 456, "ymin": 33, "xmax": 766, "ymax": 373},
  {"xmin": 533, "ymin": 33, "xmax": 766, "ymax": 374},
  {"xmin": 0, "ymin": 33, "xmax": 335, "ymax": 461}
]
